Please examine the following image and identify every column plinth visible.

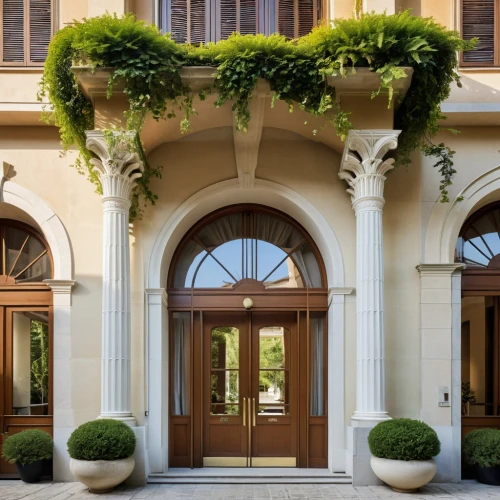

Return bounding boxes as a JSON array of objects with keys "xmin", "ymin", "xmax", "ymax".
[
  {"xmin": 86, "ymin": 130, "xmax": 144, "ymax": 426},
  {"xmin": 339, "ymin": 130, "xmax": 400, "ymax": 424}
]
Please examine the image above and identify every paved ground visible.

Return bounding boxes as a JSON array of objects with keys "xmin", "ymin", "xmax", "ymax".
[{"xmin": 0, "ymin": 481, "xmax": 500, "ymax": 500}]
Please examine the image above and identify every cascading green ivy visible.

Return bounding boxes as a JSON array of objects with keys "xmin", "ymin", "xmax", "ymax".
[{"xmin": 38, "ymin": 11, "xmax": 475, "ymax": 219}]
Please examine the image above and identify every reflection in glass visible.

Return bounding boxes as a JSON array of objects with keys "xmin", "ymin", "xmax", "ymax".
[
  {"xmin": 13, "ymin": 311, "xmax": 49, "ymax": 416},
  {"xmin": 310, "ymin": 313, "xmax": 325, "ymax": 416},
  {"xmin": 172, "ymin": 312, "xmax": 191, "ymax": 415},
  {"xmin": 258, "ymin": 405, "xmax": 290, "ymax": 415},
  {"xmin": 211, "ymin": 327, "xmax": 239, "ymax": 414},
  {"xmin": 259, "ymin": 326, "xmax": 288, "ymax": 413},
  {"xmin": 194, "ymin": 255, "xmax": 236, "ymax": 288},
  {"xmin": 173, "ymin": 240, "xmax": 206, "ymax": 287}
]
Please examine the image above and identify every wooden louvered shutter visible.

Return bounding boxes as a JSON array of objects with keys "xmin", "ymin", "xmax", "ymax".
[
  {"xmin": 462, "ymin": 0, "xmax": 496, "ymax": 66},
  {"xmin": 169, "ymin": 0, "xmax": 206, "ymax": 44},
  {"xmin": 29, "ymin": 0, "xmax": 52, "ymax": 64},
  {"xmin": 278, "ymin": 0, "xmax": 316, "ymax": 39},
  {"xmin": 216, "ymin": 0, "xmax": 256, "ymax": 41},
  {"xmin": 2, "ymin": 0, "xmax": 25, "ymax": 65}
]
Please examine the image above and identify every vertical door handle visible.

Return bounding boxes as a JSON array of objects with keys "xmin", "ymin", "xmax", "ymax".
[
  {"xmin": 242, "ymin": 397, "xmax": 246, "ymax": 426},
  {"xmin": 252, "ymin": 398, "xmax": 256, "ymax": 427}
]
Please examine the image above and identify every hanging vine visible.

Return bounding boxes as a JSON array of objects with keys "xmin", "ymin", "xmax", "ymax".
[{"xmin": 38, "ymin": 11, "xmax": 475, "ymax": 219}]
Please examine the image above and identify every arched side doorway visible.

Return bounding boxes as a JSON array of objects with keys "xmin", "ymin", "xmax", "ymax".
[
  {"xmin": 0, "ymin": 219, "xmax": 54, "ymax": 477},
  {"xmin": 167, "ymin": 205, "xmax": 328, "ymax": 468},
  {"xmin": 457, "ymin": 201, "xmax": 500, "ymax": 479}
]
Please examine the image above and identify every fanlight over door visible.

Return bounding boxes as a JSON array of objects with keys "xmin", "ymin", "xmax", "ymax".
[
  {"xmin": 160, "ymin": 0, "xmax": 318, "ymax": 44},
  {"xmin": 171, "ymin": 206, "xmax": 324, "ymax": 289}
]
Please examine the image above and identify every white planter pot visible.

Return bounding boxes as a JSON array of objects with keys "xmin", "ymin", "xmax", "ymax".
[
  {"xmin": 70, "ymin": 456, "xmax": 135, "ymax": 493},
  {"xmin": 370, "ymin": 456, "xmax": 437, "ymax": 492}
]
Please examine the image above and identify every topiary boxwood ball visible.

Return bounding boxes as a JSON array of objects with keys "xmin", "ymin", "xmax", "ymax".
[
  {"xmin": 67, "ymin": 419, "xmax": 136, "ymax": 461},
  {"xmin": 368, "ymin": 418, "xmax": 441, "ymax": 461},
  {"xmin": 1, "ymin": 429, "xmax": 53, "ymax": 465},
  {"xmin": 463, "ymin": 428, "xmax": 500, "ymax": 468}
]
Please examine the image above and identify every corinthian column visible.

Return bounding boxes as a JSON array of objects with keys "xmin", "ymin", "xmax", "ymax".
[
  {"xmin": 86, "ymin": 130, "xmax": 144, "ymax": 424},
  {"xmin": 339, "ymin": 130, "xmax": 400, "ymax": 424}
]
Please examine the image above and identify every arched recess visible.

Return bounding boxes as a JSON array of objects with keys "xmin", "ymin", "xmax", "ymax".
[
  {"xmin": 2, "ymin": 181, "xmax": 73, "ymax": 280},
  {"xmin": 425, "ymin": 165, "xmax": 500, "ymax": 264},
  {"xmin": 1, "ymin": 179, "xmax": 75, "ymax": 481},
  {"xmin": 145, "ymin": 178, "xmax": 347, "ymax": 474}
]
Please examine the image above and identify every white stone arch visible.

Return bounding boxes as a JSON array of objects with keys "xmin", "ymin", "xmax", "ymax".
[
  {"xmin": 145, "ymin": 178, "xmax": 347, "ymax": 474},
  {"xmin": 2, "ymin": 180, "xmax": 73, "ymax": 280},
  {"xmin": 1, "ymin": 179, "xmax": 75, "ymax": 481},
  {"xmin": 425, "ymin": 165, "xmax": 500, "ymax": 264}
]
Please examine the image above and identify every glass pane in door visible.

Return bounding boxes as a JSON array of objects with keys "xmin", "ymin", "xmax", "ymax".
[
  {"xmin": 12, "ymin": 311, "xmax": 49, "ymax": 416},
  {"xmin": 211, "ymin": 327, "xmax": 240, "ymax": 414},
  {"xmin": 258, "ymin": 326, "xmax": 289, "ymax": 415}
]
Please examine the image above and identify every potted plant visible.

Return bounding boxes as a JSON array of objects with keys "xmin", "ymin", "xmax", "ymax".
[
  {"xmin": 68, "ymin": 419, "xmax": 136, "ymax": 493},
  {"xmin": 462, "ymin": 382, "xmax": 476, "ymax": 416},
  {"xmin": 1, "ymin": 429, "xmax": 53, "ymax": 483},
  {"xmin": 368, "ymin": 418, "xmax": 441, "ymax": 492},
  {"xmin": 463, "ymin": 428, "xmax": 500, "ymax": 485}
]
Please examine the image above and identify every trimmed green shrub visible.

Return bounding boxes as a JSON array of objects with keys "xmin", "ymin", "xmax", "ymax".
[
  {"xmin": 463, "ymin": 429, "xmax": 500, "ymax": 468},
  {"xmin": 67, "ymin": 419, "xmax": 136, "ymax": 461},
  {"xmin": 368, "ymin": 418, "xmax": 441, "ymax": 461},
  {"xmin": 1, "ymin": 429, "xmax": 53, "ymax": 465}
]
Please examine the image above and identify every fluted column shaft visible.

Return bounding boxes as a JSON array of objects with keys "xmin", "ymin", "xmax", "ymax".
[
  {"xmin": 86, "ymin": 130, "xmax": 144, "ymax": 424},
  {"xmin": 339, "ymin": 130, "xmax": 400, "ymax": 424}
]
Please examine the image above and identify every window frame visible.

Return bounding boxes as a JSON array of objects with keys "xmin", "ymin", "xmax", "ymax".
[
  {"xmin": 159, "ymin": 0, "xmax": 322, "ymax": 44},
  {"xmin": 0, "ymin": 0, "xmax": 55, "ymax": 67},
  {"xmin": 460, "ymin": 0, "xmax": 500, "ymax": 68}
]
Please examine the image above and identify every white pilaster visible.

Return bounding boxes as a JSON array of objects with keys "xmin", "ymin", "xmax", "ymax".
[
  {"xmin": 86, "ymin": 130, "xmax": 144, "ymax": 425},
  {"xmin": 339, "ymin": 130, "xmax": 400, "ymax": 424}
]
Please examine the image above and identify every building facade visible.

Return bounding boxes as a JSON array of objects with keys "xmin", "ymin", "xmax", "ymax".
[{"xmin": 0, "ymin": 0, "xmax": 499, "ymax": 486}]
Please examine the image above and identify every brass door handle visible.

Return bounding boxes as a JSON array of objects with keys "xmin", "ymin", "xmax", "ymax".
[
  {"xmin": 242, "ymin": 397, "xmax": 246, "ymax": 426},
  {"xmin": 252, "ymin": 398, "xmax": 256, "ymax": 427}
]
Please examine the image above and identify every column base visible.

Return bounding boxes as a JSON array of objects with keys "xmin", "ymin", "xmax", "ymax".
[
  {"xmin": 98, "ymin": 413, "xmax": 137, "ymax": 427},
  {"xmin": 351, "ymin": 411, "xmax": 391, "ymax": 427}
]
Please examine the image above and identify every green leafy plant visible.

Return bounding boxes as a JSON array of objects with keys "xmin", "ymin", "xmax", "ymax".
[
  {"xmin": 463, "ymin": 429, "xmax": 500, "ymax": 468},
  {"xmin": 1, "ymin": 430, "xmax": 53, "ymax": 465},
  {"xmin": 462, "ymin": 382, "xmax": 476, "ymax": 405},
  {"xmin": 67, "ymin": 419, "xmax": 136, "ymax": 461},
  {"xmin": 39, "ymin": 11, "xmax": 475, "ymax": 219},
  {"xmin": 368, "ymin": 418, "xmax": 441, "ymax": 461}
]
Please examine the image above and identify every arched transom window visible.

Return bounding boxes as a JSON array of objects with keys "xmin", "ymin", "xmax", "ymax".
[
  {"xmin": 160, "ymin": 0, "xmax": 318, "ymax": 44},
  {"xmin": 0, "ymin": 220, "xmax": 52, "ymax": 284},
  {"xmin": 171, "ymin": 206, "xmax": 324, "ymax": 289},
  {"xmin": 456, "ymin": 202, "xmax": 500, "ymax": 268}
]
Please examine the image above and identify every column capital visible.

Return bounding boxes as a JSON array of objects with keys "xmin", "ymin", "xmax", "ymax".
[
  {"xmin": 43, "ymin": 279, "xmax": 77, "ymax": 306},
  {"xmin": 339, "ymin": 130, "xmax": 401, "ymax": 212},
  {"xmin": 85, "ymin": 130, "xmax": 144, "ymax": 208}
]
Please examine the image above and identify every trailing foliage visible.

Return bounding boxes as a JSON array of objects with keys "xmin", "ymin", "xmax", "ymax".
[
  {"xmin": 368, "ymin": 418, "xmax": 441, "ymax": 461},
  {"xmin": 67, "ymin": 419, "xmax": 136, "ymax": 461},
  {"xmin": 463, "ymin": 429, "xmax": 500, "ymax": 468},
  {"xmin": 39, "ymin": 11, "xmax": 474, "ymax": 218},
  {"xmin": 1, "ymin": 430, "xmax": 53, "ymax": 465}
]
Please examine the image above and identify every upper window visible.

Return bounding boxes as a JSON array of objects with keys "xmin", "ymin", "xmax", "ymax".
[
  {"xmin": 170, "ymin": 206, "xmax": 324, "ymax": 289},
  {"xmin": 461, "ymin": 0, "xmax": 497, "ymax": 66},
  {"xmin": 456, "ymin": 202, "xmax": 500, "ymax": 268},
  {"xmin": 160, "ymin": 0, "xmax": 318, "ymax": 44},
  {"xmin": 0, "ymin": 220, "xmax": 52, "ymax": 284},
  {"xmin": 1, "ymin": 0, "xmax": 53, "ymax": 66}
]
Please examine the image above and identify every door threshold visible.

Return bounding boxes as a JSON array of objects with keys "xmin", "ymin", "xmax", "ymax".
[{"xmin": 148, "ymin": 468, "xmax": 352, "ymax": 484}]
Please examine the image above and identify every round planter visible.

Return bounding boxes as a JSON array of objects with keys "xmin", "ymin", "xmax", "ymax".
[
  {"xmin": 70, "ymin": 456, "xmax": 135, "ymax": 493},
  {"xmin": 476, "ymin": 465, "xmax": 500, "ymax": 486},
  {"xmin": 370, "ymin": 456, "xmax": 437, "ymax": 492},
  {"xmin": 15, "ymin": 460, "xmax": 44, "ymax": 483}
]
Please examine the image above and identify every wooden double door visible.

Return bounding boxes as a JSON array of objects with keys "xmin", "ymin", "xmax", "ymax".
[
  {"xmin": 0, "ymin": 299, "xmax": 52, "ymax": 476},
  {"xmin": 203, "ymin": 311, "xmax": 297, "ymax": 467}
]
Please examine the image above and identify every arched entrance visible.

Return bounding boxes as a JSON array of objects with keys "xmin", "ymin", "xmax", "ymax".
[
  {"xmin": 0, "ymin": 219, "xmax": 53, "ymax": 477},
  {"xmin": 167, "ymin": 204, "xmax": 328, "ymax": 468}
]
